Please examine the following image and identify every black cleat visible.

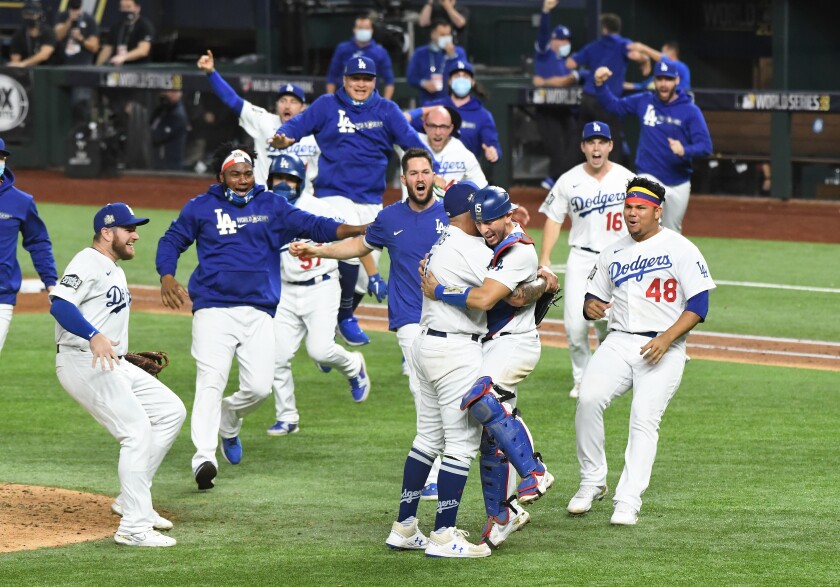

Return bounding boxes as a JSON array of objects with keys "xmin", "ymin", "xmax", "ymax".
[{"xmin": 195, "ymin": 461, "xmax": 217, "ymax": 491}]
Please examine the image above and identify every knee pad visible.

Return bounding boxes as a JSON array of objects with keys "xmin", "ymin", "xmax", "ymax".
[{"xmin": 478, "ymin": 430, "xmax": 514, "ymax": 522}]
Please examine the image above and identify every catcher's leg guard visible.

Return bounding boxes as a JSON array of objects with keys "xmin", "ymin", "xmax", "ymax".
[{"xmin": 478, "ymin": 430, "xmax": 514, "ymax": 522}]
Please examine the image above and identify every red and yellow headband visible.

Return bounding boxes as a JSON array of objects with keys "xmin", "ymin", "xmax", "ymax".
[
  {"xmin": 625, "ymin": 186, "xmax": 662, "ymax": 207},
  {"xmin": 221, "ymin": 149, "xmax": 253, "ymax": 173}
]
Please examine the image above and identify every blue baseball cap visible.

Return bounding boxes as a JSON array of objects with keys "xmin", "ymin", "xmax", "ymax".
[
  {"xmin": 444, "ymin": 59, "xmax": 474, "ymax": 80},
  {"xmin": 551, "ymin": 25, "xmax": 571, "ymax": 40},
  {"xmin": 582, "ymin": 121, "xmax": 611, "ymax": 141},
  {"xmin": 444, "ymin": 181, "xmax": 480, "ymax": 218},
  {"xmin": 344, "ymin": 56, "xmax": 377, "ymax": 77},
  {"xmin": 0, "ymin": 138, "xmax": 10, "ymax": 157},
  {"xmin": 653, "ymin": 60, "xmax": 678, "ymax": 78},
  {"xmin": 276, "ymin": 83, "xmax": 306, "ymax": 103},
  {"xmin": 93, "ymin": 203, "xmax": 150, "ymax": 232}
]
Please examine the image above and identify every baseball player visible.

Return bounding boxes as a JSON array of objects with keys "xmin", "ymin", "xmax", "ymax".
[
  {"xmin": 420, "ymin": 185, "xmax": 558, "ymax": 549},
  {"xmin": 51, "ymin": 203, "xmax": 186, "ymax": 547},
  {"xmin": 196, "ymin": 49, "xmax": 320, "ymax": 189},
  {"xmin": 567, "ymin": 176, "xmax": 715, "ymax": 525},
  {"xmin": 594, "ymin": 62, "xmax": 712, "ymax": 232},
  {"xmin": 0, "ymin": 137, "xmax": 57, "ymax": 356},
  {"xmin": 155, "ymin": 143, "xmax": 367, "ymax": 491},
  {"xmin": 272, "ymin": 56, "xmax": 433, "ymax": 347},
  {"xmin": 266, "ymin": 153, "xmax": 370, "ymax": 437},
  {"xmin": 539, "ymin": 121, "xmax": 634, "ymax": 399}
]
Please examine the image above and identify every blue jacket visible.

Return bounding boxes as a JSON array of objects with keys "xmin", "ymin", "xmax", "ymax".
[
  {"xmin": 0, "ymin": 169, "xmax": 56, "ymax": 304},
  {"xmin": 410, "ymin": 95, "xmax": 501, "ymax": 163},
  {"xmin": 406, "ymin": 43, "xmax": 468, "ymax": 105},
  {"xmin": 326, "ymin": 38, "xmax": 395, "ymax": 89},
  {"xmin": 572, "ymin": 33, "xmax": 633, "ymax": 96},
  {"xmin": 155, "ymin": 184, "xmax": 341, "ymax": 317},
  {"xmin": 596, "ymin": 84, "xmax": 712, "ymax": 185},
  {"xmin": 533, "ymin": 12, "xmax": 573, "ymax": 79},
  {"xmin": 279, "ymin": 88, "xmax": 428, "ymax": 204}
]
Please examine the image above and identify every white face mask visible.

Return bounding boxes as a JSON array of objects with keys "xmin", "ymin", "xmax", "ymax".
[
  {"xmin": 436, "ymin": 35, "xmax": 453, "ymax": 49},
  {"xmin": 556, "ymin": 44, "xmax": 571, "ymax": 58},
  {"xmin": 354, "ymin": 29, "xmax": 373, "ymax": 43}
]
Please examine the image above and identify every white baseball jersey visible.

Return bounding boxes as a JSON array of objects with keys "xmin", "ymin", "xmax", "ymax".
[
  {"xmin": 420, "ymin": 225, "xmax": 490, "ymax": 335},
  {"xmin": 587, "ymin": 228, "xmax": 716, "ymax": 334},
  {"xmin": 397, "ymin": 135, "xmax": 487, "ymax": 200},
  {"xmin": 51, "ymin": 248, "xmax": 130, "ymax": 355},
  {"xmin": 239, "ymin": 100, "xmax": 320, "ymax": 194},
  {"xmin": 485, "ymin": 225, "xmax": 539, "ymax": 335},
  {"xmin": 540, "ymin": 163, "xmax": 634, "ymax": 252},
  {"xmin": 280, "ymin": 195, "xmax": 342, "ymax": 283}
]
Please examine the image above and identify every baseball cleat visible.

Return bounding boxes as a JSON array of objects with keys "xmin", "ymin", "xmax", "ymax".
[
  {"xmin": 385, "ymin": 519, "xmax": 428, "ymax": 550},
  {"xmin": 567, "ymin": 484, "xmax": 608, "ymax": 514},
  {"xmin": 610, "ymin": 502, "xmax": 638, "ymax": 526},
  {"xmin": 221, "ymin": 436, "xmax": 242, "ymax": 464},
  {"xmin": 425, "ymin": 527, "xmax": 491, "ymax": 558},
  {"xmin": 420, "ymin": 482, "xmax": 438, "ymax": 501},
  {"xmin": 114, "ymin": 530, "xmax": 176, "ymax": 547},
  {"xmin": 481, "ymin": 508, "xmax": 531, "ymax": 549},
  {"xmin": 315, "ymin": 362, "xmax": 332, "ymax": 373},
  {"xmin": 111, "ymin": 501, "xmax": 173, "ymax": 531},
  {"xmin": 517, "ymin": 465, "xmax": 555, "ymax": 505},
  {"xmin": 348, "ymin": 352, "xmax": 371, "ymax": 402},
  {"xmin": 569, "ymin": 384, "xmax": 580, "ymax": 399},
  {"xmin": 195, "ymin": 461, "xmax": 217, "ymax": 491},
  {"xmin": 267, "ymin": 421, "xmax": 300, "ymax": 436},
  {"xmin": 401, "ymin": 355, "xmax": 410, "ymax": 377},
  {"xmin": 337, "ymin": 317, "xmax": 370, "ymax": 346}
]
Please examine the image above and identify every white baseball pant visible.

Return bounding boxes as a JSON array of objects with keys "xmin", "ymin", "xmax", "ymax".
[
  {"xmin": 317, "ymin": 196, "xmax": 383, "ymax": 293},
  {"xmin": 0, "ymin": 304, "xmax": 12, "ymax": 355},
  {"xmin": 480, "ymin": 330, "xmax": 542, "ymax": 410},
  {"xmin": 639, "ymin": 174, "xmax": 691, "ymax": 233},
  {"xmin": 565, "ymin": 247, "xmax": 609, "ymax": 387}
]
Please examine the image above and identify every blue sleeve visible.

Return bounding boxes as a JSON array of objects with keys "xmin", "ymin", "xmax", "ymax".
[
  {"xmin": 685, "ymin": 289, "xmax": 709, "ymax": 321},
  {"xmin": 278, "ymin": 96, "xmax": 323, "ymax": 139},
  {"xmin": 50, "ymin": 297, "xmax": 99, "ymax": 340},
  {"xmin": 206, "ymin": 71, "xmax": 244, "ymax": 116},
  {"xmin": 682, "ymin": 106, "xmax": 713, "ymax": 160},
  {"xmin": 480, "ymin": 109, "xmax": 502, "ymax": 159},
  {"xmin": 377, "ymin": 47, "xmax": 395, "ymax": 86},
  {"xmin": 536, "ymin": 11, "xmax": 551, "ymax": 53},
  {"xmin": 326, "ymin": 43, "xmax": 347, "ymax": 86},
  {"xmin": 583, "ymin": 292, "xmax": 609, "ymax": 320},
  {"xmin": 282, "ymin": 200, "xmax": 341, "ymax": 243},
  {"xmin": 156, "ymin": 204, "xmax": 198, "ymax": 277},
  {"xmin": 406, "ymin": 50, "xmax": 425, "ymax": 88},
  {"xmin": 408, "ymin": 108, "xmax": 424, "ymax": 133},
  {"xmin": 21, "ymin": 200, "xmax": 57, "ymax": 287},
  {"xmin": 595, "ymin": 83, "xmax": 634, "ymax": 117},
  {"xmin": 390, "ymin": 102, "xmax": 429, "ymax": 152},
  {"xmin": 364, "ymin": 212, "xmax": 388, "ymax": 249}
]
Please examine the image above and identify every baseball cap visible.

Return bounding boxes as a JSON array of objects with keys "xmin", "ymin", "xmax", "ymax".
[
  {"xmin": 551, "ymin": 25, "xmax": 571, "ymax": 40},
  {"xmin": 276, "ymin": 83, "xmax": 306, "ymax": 103},
  {"xmin": 653, "ymin": 60, "xmax": 678, "ymax": 78},
  {"xmin": 582, "ymin": 121, "xmax": 611, "ymax": 141},
  {"xmin": 444, "ymin": 59, "xmax": 474, "ymax": 80},
  {"xmin": 344, "ymin": 56, "xmax": 377, "ymax": 77},
  {"xmin": 0, "ymin": 138, "xmax": 10, "ymax": 157},
  {"xmin": 444, "ymin": 181, "xmax": 479, "ymax": 218},
  {"xmin": 93, "ymin": 203, "xmax": 150, "ymax": 232}
]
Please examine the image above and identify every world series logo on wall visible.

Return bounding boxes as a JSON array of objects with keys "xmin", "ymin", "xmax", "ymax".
[{"xmin": 0, "ymin": 74, "xmax": 29, "ymax": 132}]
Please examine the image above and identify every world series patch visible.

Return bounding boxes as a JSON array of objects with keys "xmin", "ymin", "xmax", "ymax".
[{"xmin": 60, "ymin": 274, "xmax": 82, "ymax": 289}]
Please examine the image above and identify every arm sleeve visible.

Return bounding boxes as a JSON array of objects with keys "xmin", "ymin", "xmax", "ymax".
[
  {"xmin": 682, "ymin": 107, "xmax": 713, "ymax": 159},
  {"xmin": 50, "ymin": 297, "xmax": 99, "ymax": 340},
  {"xmin": 684, "ymin": 289, "xmax": 709, "ymax": 321},
  {"xmin": 582, "ymin": 292, "xmax": 610, "ymax": 320},
  {"xmin": 21, "ymin": 201, "xmax": 57, "ymax": 287},
  {"xmin": 156, "ymin": 206, "xmax": 198, "ymax": 277},
  {"xmin": 391, "ymin": 102, "xmax": 433, "ymax": 155},
  {"xmin": 480, "ymin": 110, "xmax": 502, "ymax": 158},
  {"xmin": 283, "ymin": 200, "xmax": 341, "ymax": 244},
  {"xmin": 207, "ymin": 70, "xmax": 245, "ymax": 116},
  {"xmin": 595, "ymin": 82, "xmax": 633, "ymax": 117},
  {"xmin": 362, "ymin": 213, "xmax": 387, "ymax": 250},
  {"xmin": 535, "ymin": 11, "xmax": 551, "ymax": 53},
  {"xmin": 408, "ymin": 108, "xmax": 425, "ymax": 133},
  {"xmin": 326, "ymin": 44, "xmax": 346, "ymax": 87},
  {"xmin": 406, "ymin": 51, "xmax": 425, "ymax": 88},
  {"xmin": 378, "ymin": 49, "xmax": 395, "ymax": 86},
  {"xmin": 278, "ymin": 97, "xmax": 321, "ymax": 139}
]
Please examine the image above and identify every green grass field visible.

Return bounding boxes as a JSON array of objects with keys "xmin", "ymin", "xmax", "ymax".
[{"xmin": 2, "ymin": 202, "xmax": 839, "ymax": 585}]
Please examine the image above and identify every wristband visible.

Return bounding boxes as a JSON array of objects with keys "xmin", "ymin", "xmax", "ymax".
[{"xmin": 434, "ymin": 284, "xmax": 471, "ymax": 307}]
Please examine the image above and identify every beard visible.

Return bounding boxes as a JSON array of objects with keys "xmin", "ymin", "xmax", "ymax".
[
  {"xmin": 407, "ymin": 182, "xmax": 433, "ymax": 207},
  {"xmin": 111, "ymin": 239, "xmax": 135, "ymax": 261}
]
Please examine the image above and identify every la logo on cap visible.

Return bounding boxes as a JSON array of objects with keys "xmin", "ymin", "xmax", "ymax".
[
  {"xmin": 285, "ymin": 84, "xmax": 293, "ymax": 91},
  {"xmin": 660, "ymin": 62, "xmax": 668, "ymax": 72},
  {"xmin": 357, "ymin": 58, "xmax": 366, "ymax": 69},
  {"xmin": 280, "ymin": 158, "xmax": 289, "ymax": 168},
  {"xmin": 457, "ymin": 61, "xmax": 465, "ymax": 68},
  {"xmin": 592, "ymin": 122, "xmax": 602, "ymax": 132}
]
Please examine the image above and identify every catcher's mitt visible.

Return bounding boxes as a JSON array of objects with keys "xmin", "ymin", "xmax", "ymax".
[
  {"xmin": 534, "ymin": 289, "xmax": 563, "ymax": 326},
  {"xmin": 125, "ymin": 351, "xmax": 170, "ymax": 377}
]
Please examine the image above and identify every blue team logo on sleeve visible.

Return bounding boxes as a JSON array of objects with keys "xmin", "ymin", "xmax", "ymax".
[{"xmin": 696, "ymin": 261, "xmax": 709, "ymax": 278}]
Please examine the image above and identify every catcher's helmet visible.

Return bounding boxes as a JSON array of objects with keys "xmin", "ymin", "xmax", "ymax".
[
  {"xmin": 470, "ymin": 185, "xmax": 513, "ymax": 223},
  {"xmin": 268, "ymin": 153, "xmax": 306, "ymax": 202}
]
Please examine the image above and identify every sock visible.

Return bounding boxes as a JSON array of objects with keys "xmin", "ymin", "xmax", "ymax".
[
  {"xmin": 398, "ymin": 446, "xmax": 435, "ymax": 522},
  {"xmin": 337, "ymin": 261, "xmax": 359, "ymax": 322},
  {"xmin": 351, "ymin": 292, "xmax": 365, "ymax": 311},
  {"xmin": 434, "ymin": 455, "xmax": 471, "ymax": 531}
]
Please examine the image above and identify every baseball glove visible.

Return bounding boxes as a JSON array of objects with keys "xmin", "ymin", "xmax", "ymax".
[
  {"xmin": 534, "ymin": 289, "xmax": 563, "ymax": 326},
  {"xmin": 125, "ymin": 351, "xmax": 170, "ymax": 377}
]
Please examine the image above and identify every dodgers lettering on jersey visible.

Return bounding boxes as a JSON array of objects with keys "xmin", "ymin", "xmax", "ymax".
[
  {"xmin": 586, "ymin": 228, "xmax": 715, "ymax": 334},
  {"xmin": 51, "ymin": 248, "xmax": 131, "ymax": 355},
  {"xmin": 540, "ymin": 163, "xmax": 634, "ymax": 253},
  {"xmin": 281, "ymin": 195, "xmax": 341, "ymax": 283}
]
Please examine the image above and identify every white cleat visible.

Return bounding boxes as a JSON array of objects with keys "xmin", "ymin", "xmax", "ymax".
[
  {"xmin": 567, "ymin": 485, "xmax": 608, "ymax": 514},
  {"xmin": 385, "ymin": 518, "xmax": 428, "ymax": 550},
  {"xmin": 111, "ymin": 501, "xmax": 174, "ymax": 531},
  {"xmin": 114, "ymin": 529, "xmax": 176, "ymax": 547},
  {"xmin": 569, "ymin": 384, "xmax": 580, "ymax": 399},
  {"xmin": 481, "ymin": 508, "xmax": 531, "ymax": 549},
  {"xmin": 425, "ymin": 527, "xmax": 491, "ymax": 558},
  {"xmin": 610, "ymin": 502, "xmax": 639, "ymax": 526},
  {"xmin": 518, "ymin": 467, "xmax": 555, "ymax": 505}
]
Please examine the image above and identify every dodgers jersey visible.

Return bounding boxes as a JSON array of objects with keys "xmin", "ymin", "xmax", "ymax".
[
  {"xmin": 540, "ymin": 163, "xmax": 633, "ymax": 252},
  {"xmin": 586, "ymin": 228, "xmax": 715, "ymax": 333},
  {"xmin": 485, "ymin": 224, "xmax": 539, "ymax": 335},
  {"xmin": 281, "ymin": 195, "xmax": 341, "ymax": 283},
  {"xmin": 420, "ymin": 225, "xmax": 490, "ymax": 335},
  {"xmin": 51, "ymin": 248, "xmax": 131, "ymax": 355},
  {"xmin": 397, "ymin": 135, "xmax": 487, "ymax": 201},
  {"xmin": 363, "ymin": 199, "xmax": 449, "ymax": 330}
]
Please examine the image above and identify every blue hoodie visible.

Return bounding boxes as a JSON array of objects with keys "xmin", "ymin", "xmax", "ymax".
[
  {"xmin": 409, "ymin": 95, "xmax": 502, "ymax": 163},
  {"xmin": 596, "ymin": 84, "xmax": 712, "ymax": 185},
  {"xmin": 278, "ymin": 88, "xmax": 429, "ymax": 204},
  {"xmin": 155, "ymin": 184, "xmax": 341, "ymax": 317},
  {"xmin": 572, "ymin": 33, "xmax": 633, "ymax": 97},
  {"xmin": 0, "ymin": 169, "xmax": 57, "ymax": 304}
]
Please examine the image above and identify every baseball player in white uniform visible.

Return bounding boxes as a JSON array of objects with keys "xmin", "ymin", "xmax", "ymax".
[
  {"xmin": 50, "ymin": 203, "xmax": 186, "ymax": 547},
  {"xmin": 266, "ymin": 153, "xmax": 370, "ymax": 436},
  {"xmin": 539, "ymin": 121, "xmax": 634, "ymax": 399},
  {"xmin": 567, "ymin": 176, "xmax": 715, "ymax": 525},
  {"xmin": 197, "ymin": 49, "xmax": 320, "ymax": 189}
]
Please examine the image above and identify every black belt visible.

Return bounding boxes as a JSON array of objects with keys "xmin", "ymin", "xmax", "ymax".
[
  {"xmin": 574, "ymin": 245, "xmax": 600, "ymax": 254},
  {"xmin": 426, "ymin": 328, "xmax": 481, "ymax": 342},
  {"xmin": 481, "ymin": 331, "xmax": 512, "ymax": 343},
  {"xmin": 57, "ymin": 344, "xmax": 124, "ymax": 358},
  {"xmin": 288, "ymin": 274, "xmax": 331, "ymax": 286},
  {"xmin": 612, "ymin": 330, "xmax": 658, "ymax": 338}
]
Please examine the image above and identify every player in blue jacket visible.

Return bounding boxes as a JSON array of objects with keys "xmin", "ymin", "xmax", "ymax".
[
  {"xmin": 0, "ymin": 137, "xmax": 57, "ymax": 356},
  {"xmin": 594, "ymin": 61, "xmax": 712, "ymax": 232},
  {"xmin": 325, "ymin": 14, "xmax": 395, "ymax": 99},
  {"xmin": 272, "ymin": 56, "xmax": 431, "ymax": 347},
  {"xmin": 155, "ymin": 142, "xmax": 367, "ymax": 491}
]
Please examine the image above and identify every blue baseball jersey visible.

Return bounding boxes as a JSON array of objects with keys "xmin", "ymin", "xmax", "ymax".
[
  {"xmin": 410, "ymin": 95, "xmax": 501, "ymax": 163},
  {"xmin": 596, "ymin": 84, "xmax": 712, "ymax": 185},
  {"xmin": 363, "ymin": 199, "xmax": 448, "ymax": 330},
  {"xmin": 326, "ymin": 38, "xmax": 395, "ymax": 89},
  {"xmin": 572, "ymin": 33, "xmax": 633, "ymax": 96},
  {"xmin": 156, "ymin": 184, "xmax": 341, "ymax": 317},
  {"xmin": 0, "ymin": 169, "xmax": 57, "ymax": 304},
  {"xmin": 279, "ymin": 88, "xmax": 429, "ymax": 204}
]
